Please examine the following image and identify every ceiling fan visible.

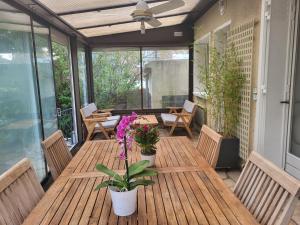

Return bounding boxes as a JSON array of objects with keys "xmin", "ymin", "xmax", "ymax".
[{"xmin": 131, "ymin": 0, "xmax": 185, "ymax": 34}]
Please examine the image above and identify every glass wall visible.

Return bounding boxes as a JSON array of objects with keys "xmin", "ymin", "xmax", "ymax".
[
  {"xmin": 92, "ymin": 47, "xmax": 189, "ymax": 110},
  {"xmin": 78, "ymin": 45, "xmax": 89, "ymax": 107},
  {"xmin": 142, "ymin": 48, "xmax": 189, "ymax": 108},
  {"xmin": 51, "ymin": 29, "xmax": 78, "ymax": 147},
  {"xmin": 0, "ymin": 2, "xmax": 46, "ymax": 179},
  {"xmin": 33, "ymin": 21, "xmax": 58, "ymax": 138},
  {"xmin": 92, "ymin": 48, "xmax": 142, "ymax": 110}
]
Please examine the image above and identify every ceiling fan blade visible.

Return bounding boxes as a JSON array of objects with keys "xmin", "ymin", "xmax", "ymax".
[
  {"xmin": 149, "ymin": 0, "xmax": 185, "ymax": 15},
  {"xmin": 146, "ymin": 18, "xmax": 162, "ymax": 27}
]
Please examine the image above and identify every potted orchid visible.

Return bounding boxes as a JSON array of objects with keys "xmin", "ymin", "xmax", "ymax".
[
  {"xmin": 95, "ymin": 112, "xmax": 157, "ymax": 216},
  {"xmin": 134, "ymin": 125, "xmax": 160, "ymax": 167}
]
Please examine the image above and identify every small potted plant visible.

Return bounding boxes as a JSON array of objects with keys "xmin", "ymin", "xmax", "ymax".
[
  {"xmin": 95, "ymin": 112, "xmax": 157, "ymax": 216},
  {"xmin": 134, "ymin": 125, "xmax": 160, "ymax": 167}
]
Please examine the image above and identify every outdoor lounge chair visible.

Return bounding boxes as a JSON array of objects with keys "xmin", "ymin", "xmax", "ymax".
[
  {"xmin": 196, "ymin": 125, "xmax": 223, "ymax": 168},
  {"xmin": 41, "ymin": 130, "xmax": 72, "ymax": 180},
  {"xmin": 0, "ymin": 158, "xmax": 44, "ymax": 225},
  {"xmin": 80, "ymin": 104, "xmax": 120, "ymax": 140},
  {"xmin": 88, "ymin": 103, "xmax": 121, "ymax": 121},
  {"xmin": 234, "ymin": 152, "xmax": 300, "ymax": 225},
  {"xmin": 161, "ymin": 100, "xmax": 197, "ymax": 138}
]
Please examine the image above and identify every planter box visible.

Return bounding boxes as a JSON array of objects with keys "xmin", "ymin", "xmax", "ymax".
[{"xmin": 216, "ymin": 137, "xmax": 240, "ymax": 169}]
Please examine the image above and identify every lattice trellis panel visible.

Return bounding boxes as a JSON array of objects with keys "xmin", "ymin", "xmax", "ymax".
[{"xmin": 226, "ymin": 20, "xmax": 255, "ymax": 161}]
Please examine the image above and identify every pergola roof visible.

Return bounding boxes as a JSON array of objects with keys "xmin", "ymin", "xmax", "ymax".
[{"xmin": 35, "ymin": 0, "xmax": 205, "ymax": 37}]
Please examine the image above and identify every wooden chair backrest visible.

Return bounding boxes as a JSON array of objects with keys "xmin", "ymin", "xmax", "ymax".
[
  {"xmin": 0, "ymin": 158, "xmax": 44, "ymax": 225},
  {"xmin": 234, "ymin": 152, "xmax": 300, "ymax": 225},
  {"xmin": 41, "ymin": 130, "xmax": 72, "ymax": 180},
  {"xmin": 181, "ymin": 100, "xmax": 197, "ymax": 126},
  {"xmin": 196, "ymin": 125, "xmax": 223, "ymax": 168}
]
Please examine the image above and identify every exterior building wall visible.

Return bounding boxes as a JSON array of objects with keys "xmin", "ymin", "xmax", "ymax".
[{"xmin": 193, "ymin": 0, "xmax": 262, "ymax": 154}]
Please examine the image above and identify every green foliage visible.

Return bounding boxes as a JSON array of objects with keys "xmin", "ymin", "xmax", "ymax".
[
  {"xmin": 95, "ymin": 160, "xmax": 157, "ymax": 192},
  {"xmin": 199, "ymin": 45, "xmax": 245, "ymax": 137},
  {"xmin": 134, "ymin": 125, "xmax": 160, "ymax": 155},
  {"xmin": 92, "ymin": 51, "xmax": 140, "ymax": 109}
]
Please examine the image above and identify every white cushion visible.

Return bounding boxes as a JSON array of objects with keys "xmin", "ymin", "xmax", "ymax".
[
  {"xmin": 82, "ymin": 105, "xmax": 93, "ymax": 117},
  {"xmin": 89, "ymin": 103, "xmax": 98, "ymax": 113},
  {"xmin": 161, "ymin": 113, "xmax": 183, "ymax": 124},
  {"xmin": 183, "ymin": 100, "xmax": 196, "ymax": 113},
  {"xmin": 107, "ymin": 115, "xmax": 120, "ymax": 121},
  {"xmin": 95, "ymin": 120, "xmax": 118, "ymax": 129}
]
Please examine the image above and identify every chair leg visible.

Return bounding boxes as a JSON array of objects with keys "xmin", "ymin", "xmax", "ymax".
[
  {"xmin": 185, "ymin": 126, "xmax": 193, "ymax": 138},
  {"xmin": 169, "ymin": 124, "xmax": 176, "ymax": 136}
]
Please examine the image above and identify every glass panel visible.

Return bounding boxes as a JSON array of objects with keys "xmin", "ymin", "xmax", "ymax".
[
  {"xmin": 33, "ymin": 21, "xmax": 58, "ymax": 138},
  {"xmin": 142, "ymin": 47, "xmax": 189, "ymax": 109},
  {"xmin": 0, "ymin": 2, "xmax": 46, "ymax": 179},
  {"xmin": 92, "ymin": 48, "xmax": 141, "ymax": 110},
  {"xmin": 80, "ymin": 15, "xmax": 187, "ymax": 37},
  {"xmin": 78, "ymin": 45, "xmax": 89, "ymax": 107},
  {"xmin": 51, "ymin": 29, "xmax": 78, "ymax": 147}
]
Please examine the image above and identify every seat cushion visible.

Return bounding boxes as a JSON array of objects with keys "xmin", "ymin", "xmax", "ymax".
[
  {"xmin": 95, "ymin": 120, "xmax": 118, "ymax": 129},
  {"xmin": 107, "ymin": 115, "xmax": 121, "ymax": 121},
  {"xmin": 161, "ymin": 113, "xmax": 183, "ymax": 124},
  {"xmin": 183, "ymin": 100, "xmax": 196, "ymax": 113}
]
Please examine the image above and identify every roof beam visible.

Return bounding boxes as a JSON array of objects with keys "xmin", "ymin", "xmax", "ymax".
[
  {"xmin": 76, "ymin": 12, "xmax": 189, "ymax": 30},
  {"xmin": 57, "ymin": 0, "xmax": 168, "ymax": 16}
]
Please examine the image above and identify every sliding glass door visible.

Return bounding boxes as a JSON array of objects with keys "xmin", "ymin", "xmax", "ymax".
[
  {"xmin": 0, "ymin": 2, "xmax": 45, "ymax": 179},
  {"xmin": 32, "ymin": 21, "xmax": 58, "ymax": 138},
  {"xmin": 51, "ymin": 29, "xmax": 78, "ymax": 147}
]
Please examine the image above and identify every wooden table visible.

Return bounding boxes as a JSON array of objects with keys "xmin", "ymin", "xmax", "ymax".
[
  {"xmin": 133, "ymin": 115, "xmax": 158, "ymax": 127},
  {"xmin": 23, "ymin": 137, "xmax": 259, "ymax": 225}
]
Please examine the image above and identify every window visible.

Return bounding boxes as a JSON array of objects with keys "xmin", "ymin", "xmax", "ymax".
[
  {"xmin": 92, "ymin": 48, "xmax": 142, "ymax": 110},
  {"xmin": 142, "ymin": 47, "xmax": 189, "ymax": 108},
  {"xmin": 92, "ymin": 47, "xmax": 189, "ymax": 110},
  {"xmin": 78, "ymin": 45, "xmax": 89, "ymax": 107},
  {"xmin": 194, "ymin": 34, "xmax": 210, "ymax": 98},
  {"xmin": 214, "ymin": 21, "xmax": 231, "ymax": 54},
  {"xmin": 0, "ymin": 3, "xmax": 46, "ymax": 179}
]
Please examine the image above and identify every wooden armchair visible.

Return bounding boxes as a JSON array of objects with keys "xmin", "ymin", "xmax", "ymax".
[
  {"xmin": 41, "ymin": 130, "xmax": 72, "ymax": 180},
  {"xmin": 196, "ymin": 125, "xmax": 223, "ymax": 168},
  {"xmin": 80, "ymin": 104, "xmax": 119, "ymax": 140},
  {"xmin": 0, "ymin": 158, "xmax": 44, "ymax": 225},
  {"xmin": 234, "ymin": 152, "xmax": 300, "ymax": 225},
  {"xmin": 161, "ymin": 100, "xmax": 197, "ymax": 138}
]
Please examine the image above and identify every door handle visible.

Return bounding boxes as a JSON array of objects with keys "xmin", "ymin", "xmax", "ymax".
[{"xmin": 280, "ymin": 100, "xmax": 290, "ymax": 104}]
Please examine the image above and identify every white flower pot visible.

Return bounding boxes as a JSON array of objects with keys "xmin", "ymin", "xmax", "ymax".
[
  {"xmin": 109, "ymin": 187, "xmax": 137, "ymax": 216},
  {"xmin": 141, "ymin": 153, "xmax": 156, "ymax": 167}
]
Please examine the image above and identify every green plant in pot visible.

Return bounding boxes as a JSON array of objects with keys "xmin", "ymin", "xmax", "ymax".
[
  {"xmin": 199, "ymin": 44, "xmax": 245, "ymax": 168},
  {"xmin": 135, "ymin": 125, "xmax": 160, "ymax": 167},
  {"xmin": 95, "ymin": 113, "xmax": 157, "ymax": 216}
]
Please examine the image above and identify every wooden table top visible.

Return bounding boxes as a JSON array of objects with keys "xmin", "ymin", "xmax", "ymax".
[
  {"xmin": 133, "ymin": 115, "xmax": 158, "ymax": 126},
  {"xmin": 23, "ymin": 137, "xmax": 259, "ymax": 225}
]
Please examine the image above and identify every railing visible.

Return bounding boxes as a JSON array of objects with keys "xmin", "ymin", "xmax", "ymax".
[{"xmin": 57, "ymin": 107, "xmax": 76, "ymax": 146}]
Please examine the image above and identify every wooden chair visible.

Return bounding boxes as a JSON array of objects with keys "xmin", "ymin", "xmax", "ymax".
[
  {"xmin": 0, "ymin": 158, "xmax": 44, "ymax": 225},
  {"xmin": 88, "ymin": 103, "xmax": 120, "ymax": 121},
  {"xmin": 80, "ymin": 105, "xmax": 119, "ymax": 140},
  {"xmin": 196, "ymin": 125, "xmax": 223, "ymax": 168},
  {"xmin": 161, "ymin": 100, "xmax": 197, "ymax": 138},
  {"xmin": 41, "ymin": 130, "xmax": 72, "ymax": 180},
  {"xmin": 234, "ymin": 152, "xmax": 300, "ymax": 225}
]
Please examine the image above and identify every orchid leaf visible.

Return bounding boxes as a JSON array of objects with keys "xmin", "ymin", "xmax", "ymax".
[
  {"xmin": 127, "ymin": 160, "xmax": 150, "ymax": 178},
  {"xmin": 129, "ymin": 179, "xmax": 155, "ymax": 189},
  {"xmin": 95, "ymin": 180, "xmax": 124, "ymax": 191},
  {"xmin": 130, "ymin": 168, "xmax": 157, "ymax": 179},
  {"xmin": 95, "ymin": 164, "xmax": 123, "ymax": 182}
]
